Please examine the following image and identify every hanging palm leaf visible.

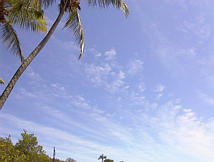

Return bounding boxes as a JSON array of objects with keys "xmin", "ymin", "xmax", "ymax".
[
  {"xmin": 88, "ymin": 0, "xmax": 129, "ymax": 17},
  {"xmin": 0, "ymin": 0, "xmax": 47, "ymax": 63},
  {"xmin": 64, "ymin": 9, "xmax": 84, "ymax": 59},
  {"xmin": 0, "ymin": 78, "xmax": 5, "ymax": 85},
  {"xmin": 0, "ymin": 22, "xmax": 24, "ymax": 62}
]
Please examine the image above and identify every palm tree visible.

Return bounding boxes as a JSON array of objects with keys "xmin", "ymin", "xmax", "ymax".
[
  {"xmin": 0, "ymin": 0, "xmax": 47, "ymax": 89},
  {"xmin": 0, "ymin": 0, "xmax": 129, "ymax": 110},
  {"xmin": 98, "ymin": 154, "xmax": 107, "ymax": 162},
  {"xmin": 0, "ymin": 0, "xmax": 47, "ymax": 62}
]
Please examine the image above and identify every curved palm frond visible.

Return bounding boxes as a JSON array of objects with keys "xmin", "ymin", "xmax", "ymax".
[
  {"xmin": 0, "ymin": 22, "xmax": 24, "ymax": 62},
  {"xmin": 0, "ymin": 78, "xmax": 5, "ymax": 85},
  {"xmin": 64, "ymin": 9, "xmax": 84, "ymax": 59},
  {"xmin": 88, "ymin": 0, "xmax": 129, "ymax": 17},
  {"xmin": 8, "ymin": 0, "xmax": 47, "ymax": 33}
]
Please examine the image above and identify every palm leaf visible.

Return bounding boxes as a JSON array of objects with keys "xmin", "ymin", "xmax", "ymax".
[
  {"xmin": 39, "ymin": 0, "xmax": 56, "ymax": 8},
  {"xmin": 0, "ymin": 78, "xmax": 5, "ymax": 85},
  {"xmin": 64, "ymin": 10, "xmax": 84, "ymax": 59},
  {"xmin": 8, "ymin": 0, "xmax": 47, "ymax": 33},
  {"xmin": 88, "ymin": 0, "xmax": 129, "ymax": 17},
  {"xmin": 0, "ymin": 22, "xmax": 24, "ymax": 63}
]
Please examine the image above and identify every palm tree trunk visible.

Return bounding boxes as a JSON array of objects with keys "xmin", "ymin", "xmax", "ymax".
[{"xmin": 0, "ymin": 7, "xmax": 65, "ymax": 110}]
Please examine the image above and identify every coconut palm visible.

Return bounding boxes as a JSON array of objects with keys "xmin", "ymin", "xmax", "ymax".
[
  {"xmin": 98, "ymin": 154, "xmax": 107, "ymax": 162},
  {"xmin": 0, "ymin": 0, "xmax": 47, "ymax": 88},
  {"xmin": 0, "ymin": 0, "xmax": 129, "ymax": 110},
  {"xmin": 0, "ymin": 0, "xmax": 47, "ymax": 63}
]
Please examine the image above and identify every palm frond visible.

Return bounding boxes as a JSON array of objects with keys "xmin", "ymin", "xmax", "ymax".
[
  {"xmin": 64, "ymin": 10, "xmax": 84, "ymax": 59},
  {"xmin": 0, "ymin": 78, "xmax": 5, "ymax": 85},
  {"xmin": 120, "ymin": 2, "xmax": 129, "ymax": 17},
  {"xmin": 0, "ymin": 22, "xmax": 24, "ymax": 63},
  {"xmin": 88, "ymin": 0, "xmax": 129, "ymax": 17},
  {"xmin": 39, "ymin": 0, "xmax": 56, "ymax": 8},
  {"xmin": 8, "ymin": 0, "xmax": 47, "ymax": 33}
]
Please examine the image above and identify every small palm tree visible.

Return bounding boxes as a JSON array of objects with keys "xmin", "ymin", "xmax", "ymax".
[
  {"xmin": 0, "ymin": 0, "xmax": 129, "ymax": 110},
  {"xmin": 98, "ymin": 154, "xmax": 107, "ymax": 162}
]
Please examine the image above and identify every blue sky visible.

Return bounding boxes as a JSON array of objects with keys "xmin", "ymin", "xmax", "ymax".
[{"xmin": 1, "ymin": 0, "xmax": 214, "ymax": 161}]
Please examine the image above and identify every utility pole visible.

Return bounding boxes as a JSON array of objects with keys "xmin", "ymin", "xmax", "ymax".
[{"xmin": 53, "ymin": 147, "xmax": 55, "ymax": 162}]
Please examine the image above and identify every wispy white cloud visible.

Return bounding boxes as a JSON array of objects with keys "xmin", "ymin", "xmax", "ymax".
[
  {"xmin": 106, "ymin": 70, "xmax": 126, "ymax": 93},
  {"xmin": 129, "ymin": 91, "xmax": 145, "ymax": 105},
  {"xmin": 199, "ymin": 92, "xmax": 214, "ymax": 106},
  {"xmin": 88, "ymin": 48, "xmax": 102, "ymax": 57},
  {"xmin": 138, "ymin": 83, "xmax": 146, "ymax": 92},
  {"xmin": 178, "ymin": 16, "xmax": 211, "ymax": 41},
  {"xmin": 2, "ymin": 100, "xmax": 214, "ymax": 162},
  {"xmin": 26, "ymin": 67, "xmax": 42, "ymax": 82},
  {"xmin": 154, "ymin": 84, "xmax": 165, "ymax": 93},
  {"xmin": 70, "ymin": 95, "xmax": 91, "ymax": 110},
  {"xmin": 52, "ymin": 36, "xmax": 79, "ymax": 52},
  {"xmin": 84, "ymin": 62, "xmax": 127, "ymax": 93},
  {"xmin": 199, "ymin": 56, "xmax": 214, "ymax": 85},
  {"xmin": 127, "ymin": 59, "xmax": 144, "ymax": 75},
  {"xmin": 15, "ymin": 88, "xmax": 37, "ymax": 99},
  {"xmin": 85, "ymin": 63, "xmax": 112, "ymax": 85},
  {"xmin": 104, "ymin": 48, "xmax": 117, "ymax": 61}
]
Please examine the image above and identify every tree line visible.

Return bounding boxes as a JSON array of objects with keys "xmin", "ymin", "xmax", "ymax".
[
  {"xmin": 0, "ymin": 131, "xmax": 125, "ymax": 162},
  {"xmin": 0, "ymin": 130, "xmax": 76, "ymax": 162}
]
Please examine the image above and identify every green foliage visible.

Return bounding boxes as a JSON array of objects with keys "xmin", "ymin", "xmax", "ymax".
[
  {"xmin": 0, "ymin": 0, "xmax": 47, "ymax": 63},
  {"xmin": 8, "ymin": 0, "xmax": 47, "ymax": 32},
  {"xmin": 0, "ymin": 78, "xmax": 5, "ymax": 84},
  {"xmin": 104, "ymin": 159, "xmax": 114, "ymax": 162},
  {"xmin": 15, "ymin": 130, "xmax": 49, "ymax": 162},
  {"xmin": 0, "ymin": 136, "xmax": 19, "ymax": 161},
  {"xmin": 0, "ymin": 132, "xmax": 121, "ymax": 162},
  {"xmin": 0, "ymin": 131, "xmax": 50, "ymax": 162}
]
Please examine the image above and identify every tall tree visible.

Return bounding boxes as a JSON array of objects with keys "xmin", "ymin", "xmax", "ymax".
[
  {"xmin": 0, "ymin": 0, "xmax": 129, "ymax": 110},
  {"xmin": 15, "ymin": 130, "xmax": 50, "ymax": 162},
  {"xmin": 98, "ymin": 154, "xmax": 107, "ymax": 162},
  {"xmin": 0, "ymin": 131, "xmax": 50, "ymax": 161},
  {"xmin": 0, "ymin": 0, "xmax": 47, "ymax": 91},
  {"xmin": 0, "ymin": 0, "xmax": 47, "ymax": 63},
  {"xmin": 66, "ymin": 157, "xmax": 77, "ymax": 162}
]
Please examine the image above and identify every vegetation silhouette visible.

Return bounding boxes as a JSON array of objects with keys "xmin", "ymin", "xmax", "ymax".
[
  {"xmin": 0, "ymin": 131, "xmax": 77, "ymax": 162},
  {"xmin": 98, "ymin": 154, "xmax": 107, "ymax": 162},
  {"xmin": 0, "ymin": 131, "xmax": 125, "ymax": 162}
]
